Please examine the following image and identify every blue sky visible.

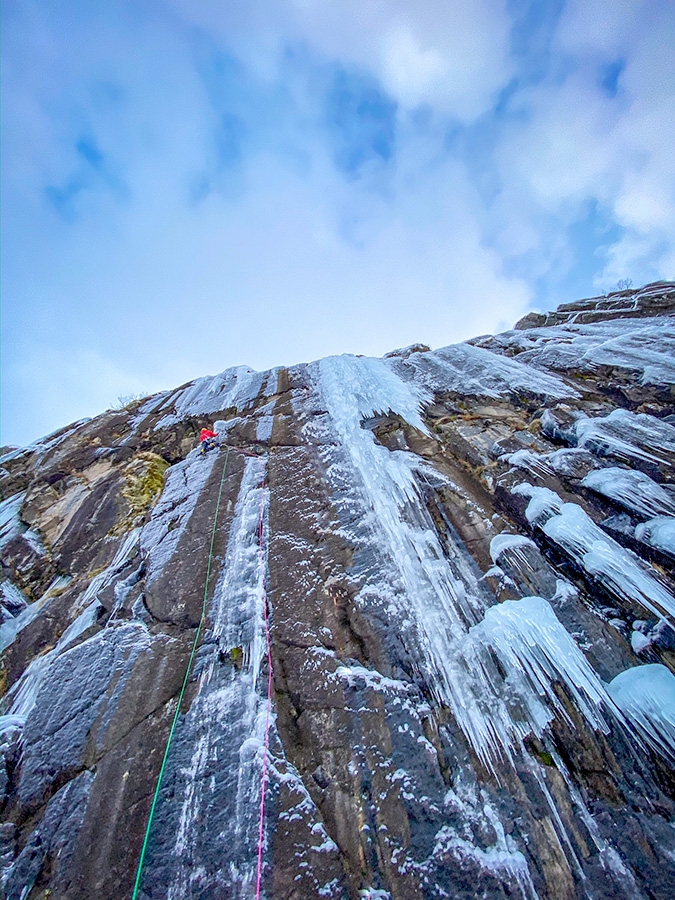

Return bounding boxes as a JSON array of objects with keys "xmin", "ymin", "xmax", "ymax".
[{"xmin": 2, "ymin": 0, "xmax": 674, "ymax": 447}]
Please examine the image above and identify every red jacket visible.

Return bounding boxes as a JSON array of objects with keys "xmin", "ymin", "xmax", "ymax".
[{"xmin": 200, "ymin": 428, "xmax": 218, "ymax": 441}]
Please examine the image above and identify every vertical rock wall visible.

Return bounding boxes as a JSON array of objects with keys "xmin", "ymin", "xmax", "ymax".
[{"xmin": 1, "ymin": 282, "xmax": 675, "ymax": 899}]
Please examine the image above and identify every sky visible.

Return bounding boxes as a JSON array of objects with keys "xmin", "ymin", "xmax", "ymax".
[{"xmin": 2, "ymin": 0, "xmax": 674, "ymax": 447}]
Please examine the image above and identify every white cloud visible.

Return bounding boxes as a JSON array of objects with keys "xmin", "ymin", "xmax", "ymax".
[
  {"xmin": 167, "ymin": 0, "xmax": 514, "ymax": 121},
  {"xmin": 3, "ymin": 0, "xmax": 674, "ymax": 446},
  {"xmin": 492, "ymin": 0, "xmax": 675, "ymax": 286}
]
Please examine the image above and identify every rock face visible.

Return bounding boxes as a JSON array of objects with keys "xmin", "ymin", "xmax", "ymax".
[{"xmin": 2, "ymin": 282, "xmax": 675, "ymax": 900}]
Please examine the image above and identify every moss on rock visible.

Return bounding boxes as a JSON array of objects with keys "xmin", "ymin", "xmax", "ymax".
[{"xmin": 113, "ymin": 452, "xmax": 169, "ymax": 532}]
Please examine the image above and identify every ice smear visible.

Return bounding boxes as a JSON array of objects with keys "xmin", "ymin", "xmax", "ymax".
[
  {"xmin": 515, "ymin": 485, "xmax": 675, "ymax": 622},
  {"xmin": 141, "ymin": 450, "xmax": 219, "ymax": 585},
  {"xmin": 572, "ymin": 409, "xmax": 675, "ymax": 467},
  {"xmin": 161, "ymin": 457, "xmax": 271, "ymax": 900},
  {"xmin": 0, "ymin": 492, "xmax": 26, "ymax": 550},
  {"xmin": 0, "ymin": 576, "xmax": 71, "ymax": 651},
  {"xmin": 489, "ymin": 316, "xmax": 675, "ymax": 387},
  {"xmin": 635, "ymin": 517, "xmax": 675, "ymax": 557},
  {"xmin": 471, "ymin": 596, "xmax": 614, "ymax": 735},
  {"xmin": 582, "ymin": 467, "xmax": 675, "ymax": 518},
  {"xmin": 436, "ymin": 777, "xmax": 539, "ymax": 900},
  {"xmin": 1, "ymin": 600, "xmax": 102, "ymax": 724},
  {"xmin": 394, "ymin": 342, "xmax": 576, "ymax": 401},
  {"xmin": 0, "ymin": 419, "xmax": 89, "ymax": 466},
  {"xmin": 1, "ymin": 525, "xmax": 142, "ymax": 720},
  {"xmin": 1, "ymin": 580, "xmax": 28, "ymax": 618},
  {"xmin": 550, "ymin": 750, "xmax": 646, "ymax": 898},
  {"xmin": 607, "ymin": 664, "xmax": 675, "ymax": 763},
  {"xmin": 153, "ymin": 365, "xmax": 278, "ymax": 429}
]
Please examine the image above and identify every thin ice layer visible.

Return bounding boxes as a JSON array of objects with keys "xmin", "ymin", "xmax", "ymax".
[
  {"xmin": 0, "ymin": 492, "xmax": 26, "ymax": 550},
  {"xmin": 393, "ymin": 342, "xmax": 576, "ymax": 400},
  {"xmin": 582, "ymin": 467, "xmax": 675, "ymax": 518},
  {"xmin": 141, "ymin": 451, "xmax": 219, "ymax": 585},
  {"xmin": 153, "ymin": 366, "xmax": 278, "ymax": 429},
  {"xmin": 146, "ymin": 457, "xmax": 273, "ymax": 900},
  {"xmin": 607, "ymin": 664, "xmax": 675, "ymax": 762}
]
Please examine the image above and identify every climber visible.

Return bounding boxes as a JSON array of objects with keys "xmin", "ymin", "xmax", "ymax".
[{"xmin": 199, "ymin": 426, "xmax": 219, "ymax": 455}]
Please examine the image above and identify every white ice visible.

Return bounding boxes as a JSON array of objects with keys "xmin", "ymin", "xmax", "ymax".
[
  {"xmin": 394, "ymin": 342, "xmax": 576, "ymax": 401},
  {"xmin": 489, "ymin": 534, "xmax": 539, "ymax": 564},
  {"xmin": 471, "ymin": 596, "xmax": 613, "ymax": 735},
  {"xmin": 572, "ymin": 409, "xmax": 675, "ymax": 467},
  {"xmin": 515, "ymin": 485, "xmax": 675, "ymax": 622},
  {"xmin": 582, "ymin": 467, "xmax": 675, "ymax": 518},
  {"xmin": 635, "ymin": 517, "xmax": 675, "ymax": 557},
  {"xmin": 313, "ymin": 353, "xmax": 612, "ymax": 792},
  {"xmin": 154, "ymin": 366, "xmax": 278, "ymax": 429},
  {"xmin": 607, "ymin": 664, "xmax": 675, "ymax": 763}
]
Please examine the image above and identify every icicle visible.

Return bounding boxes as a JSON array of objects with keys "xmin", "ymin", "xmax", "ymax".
[{"xmin": 607, "ymin": 664, "xmax": 675, "ymax": 763}]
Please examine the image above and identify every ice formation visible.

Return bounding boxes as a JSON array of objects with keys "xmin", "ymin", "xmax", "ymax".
[
  {"xmin": 635, "ymin": 517, "xmax": 675, "ymax": 557},
  {"xmin": 607, "ymin": 664, "xmax": 675, "ymax": 762},
  {"xmin": 515, "ymin": 484, "xmax": 675, "ymax": 622},
  {"xmin": 471, "ymin": 596, "xmax": 614, "ymax": 735},
  {"xmin": 582, "ymin": 467, "xmax": 675, "ymax": 518},
  {"xmin": 394, "ymin": 342, "xmax": 576, "ymax": 400},
  {"xmin": 572, "ymin": 409, "xmax": 675, "ymax": 466},
  {"xmin": 147, "ymin": 457, "xmax": 273, "ymax": 898}
]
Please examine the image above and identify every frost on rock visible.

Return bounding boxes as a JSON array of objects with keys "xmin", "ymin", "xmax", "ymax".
[
  {"xmin": 143, "ymin": 457, "xmax": 272, "ymax": 899},
  {"xmin": 153, "ymin": 365, "xmax": 278, "ymax": 429},
  {"xmin": 393, "ymin": 342, "xmax": 576, "ymax": 401},
  {"xmin": 515, "ymin": 484, "xmax": 675, "ymax": 622},
  {"xmin": 571, "ymin": 409, "xmax": 675, "ymax": 467},
  {"xmin": 582, "ymin": 467, "xmax": 675, "ymax": 519},
  {"xmin": 2, "ymin": 769, "xmax": 95, "ymax": 900},
  {"xmin": 0, "ymin": 492, "xmax": 27, "ymax": 550},
  {"xmin": 141, "ymin": 450, "xmax": 218, "ymax": 585},
  {"xmin": 471, "ymin": 596, "xmax": 614, "ymax": 735},
  {"xmin": 607, "ymin": 664, "xmax": 675, "ymax": 763},
  {"xmin": 487, "ymin": 316, "xmax": 675, "ymax": 385},
  {"xmin": 635, "ymin": 517, "xmax": 675, "ymax": 558}
]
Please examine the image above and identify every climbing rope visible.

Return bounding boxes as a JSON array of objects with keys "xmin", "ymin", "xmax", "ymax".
[
  {"xmin": 131, "ymin": 446, "xmax": 230, "ymax": 900},
  {"xmin": 255, "ymin": 464, "xmax": 273, "ymax": 900}
]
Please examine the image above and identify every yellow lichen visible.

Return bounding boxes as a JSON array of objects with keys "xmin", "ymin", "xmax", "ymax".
[{"xmin": 111, "ymin": 452, "xmax": 169, "ymax": 534}]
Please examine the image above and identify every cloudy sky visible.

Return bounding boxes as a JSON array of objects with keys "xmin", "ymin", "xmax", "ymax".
[{"xmin": 2, "ymin": 0, "xmax": 674, "ymax": 447}]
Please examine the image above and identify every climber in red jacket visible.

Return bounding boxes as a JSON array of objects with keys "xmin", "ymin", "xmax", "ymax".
[{"xmin": 199, "ymin": 427, "xmax": 219, "ymax": 455}]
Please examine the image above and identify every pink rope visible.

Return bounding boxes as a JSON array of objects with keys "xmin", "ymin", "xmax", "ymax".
[{"xmin": 255, "ymin": 464, "xmax": 273, "ymax": 900}]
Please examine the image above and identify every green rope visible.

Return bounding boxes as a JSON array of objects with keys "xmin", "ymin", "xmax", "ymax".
[{"xmin": 131, "ymin": 446, "xmax": 230, "ymax": 900}]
